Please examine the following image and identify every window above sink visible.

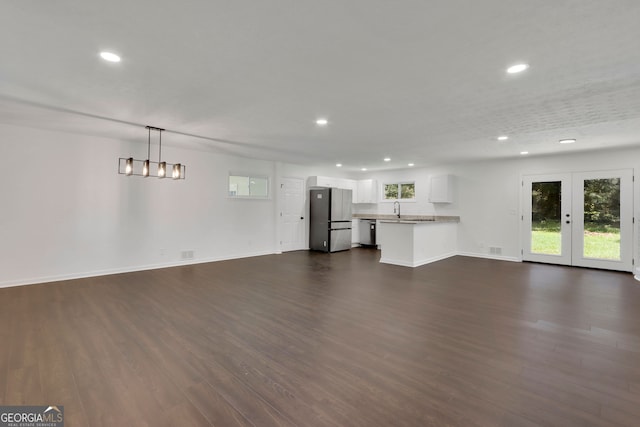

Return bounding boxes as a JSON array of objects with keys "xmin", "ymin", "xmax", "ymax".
[{"xmin": 383, "ymin": 182, "xmax": 415, "ymax": 202}]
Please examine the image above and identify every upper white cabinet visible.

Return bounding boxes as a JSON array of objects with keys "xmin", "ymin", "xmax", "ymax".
[
  {"xmin": 356, "ymin": 179, "xmax": 378, "ymax": 203},
  {"xmin": 429, "ymin": 174, "xmax": 454, "ymax": 203},
  {"xmin": 308, "ymin": 176, "xmax": 358, "ymax": 203},
  {"xmin": 308, "ymin": 176, "xmax": 338, "ymax": 188},
  {"xmin": 308, "ymin": 176, "xmax": 378, "ymax": 204},
  {"xmin": 345, "ymin": 179, "xmax": 358, "ymax": 203}
]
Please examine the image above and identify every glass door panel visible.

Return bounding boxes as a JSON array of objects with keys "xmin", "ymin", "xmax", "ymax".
[
  {"xmin": 582, "ymin": 178, "xmax": 621, "ymax": 260},
  {"xmin": 531, "ymin": 181, "xmax": 562, "ymax": 255}
]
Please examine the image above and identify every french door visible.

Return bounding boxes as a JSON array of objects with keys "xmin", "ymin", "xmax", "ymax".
[{"xmin": 522, "ymin": 169, "xmax": 633, "ymax": 272}]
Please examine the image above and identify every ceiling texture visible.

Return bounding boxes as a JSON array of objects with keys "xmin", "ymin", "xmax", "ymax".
[{"xmin": 2, "ymin": 0, "xmax": 640, "ymax": 171}]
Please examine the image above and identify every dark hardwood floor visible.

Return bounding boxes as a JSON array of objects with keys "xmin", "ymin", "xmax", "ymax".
[{"xmin": 1, "ymin": 249, "xmax": 640, "ymax": 426}]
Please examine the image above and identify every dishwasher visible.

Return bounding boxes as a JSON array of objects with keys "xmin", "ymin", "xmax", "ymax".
[{"xmin": 359, "ymin": 219, "xmax": 377, "ymax": 247}]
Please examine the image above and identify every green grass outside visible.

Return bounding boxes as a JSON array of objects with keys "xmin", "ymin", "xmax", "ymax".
[{"xmin": 531, "ymin": 220, "xmax": 620, "ymax": 260}]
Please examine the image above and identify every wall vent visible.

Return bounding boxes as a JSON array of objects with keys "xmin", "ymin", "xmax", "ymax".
[{"xmin": 489, "ymin": 247, "xmax": 502, "ymax": 255}]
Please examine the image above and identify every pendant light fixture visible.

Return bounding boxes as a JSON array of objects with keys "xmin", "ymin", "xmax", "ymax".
[{"xmin": 118, "ymin": 126, "xmax": 186, "ymax": 179}]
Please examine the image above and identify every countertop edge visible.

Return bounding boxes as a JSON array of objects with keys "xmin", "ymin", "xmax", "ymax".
[{"xmin": 353, "ymin": 214, "xmax": 460, "ymax": 223}]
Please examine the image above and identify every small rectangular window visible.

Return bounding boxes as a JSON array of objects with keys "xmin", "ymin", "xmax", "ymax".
[
  {"xmin": 228, "ymin": 174, "xmax": 269, "ymax": 198},
  {"xmin": 383, "ymin": 182, "xmax": 415, "ymax": 200}
]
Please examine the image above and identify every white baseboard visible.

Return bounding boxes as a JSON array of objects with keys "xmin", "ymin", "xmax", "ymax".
[
  {"xmin": 379, "ymin": 257, "xmax": 414, "ymax": 267},
  {"xmin": 380, "ymin": 252, "xmax": 457, "ymax": 268},
  {"xmin": 0, "ymin": 250, "xmax": 277, "ymax": 289},
  {"xmin": 456, "ymin": 251, "xmax": 521, "ymax": 263},
  {"xmin": 380, "ymin": 251, "xmax": 520, "ymax": 268},
  {"xmin": 0, "ymin": 249, "xmax": 554, "ymax": 288}
]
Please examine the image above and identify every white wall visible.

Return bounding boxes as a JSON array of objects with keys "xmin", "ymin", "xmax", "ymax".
[
  {"xmin": 0, "ymin": 124, "xmax": 280, "ymax": 287},
  {"xmin": 354, "ymin": 146, "xmax": 640, "ymax": 264},
  {"xmin": 2, "ymin": 122, "xmax": 638, "ymax": 287}
]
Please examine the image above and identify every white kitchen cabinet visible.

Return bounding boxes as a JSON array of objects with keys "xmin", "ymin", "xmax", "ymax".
[
  {"xmin": 356, "ymin": 179, "xmax": 378, "ymax": 203},
  {"xmin": 308, "ymin": 176, "xmax": 337, "ymax": 188},
  {"xmin": 378, "ymin": 220, "xmax": 457, "ymax": 267},
  {"xmin": 351, "ymin": 219, "xmax": 359, "ymax": 245},
  {"xmin": 429, "ymin": 174, "xmax": 454, "ymax": 203},
  {"xmin": 346, "ymin": 180, "xmax": 358, "ymax": 203},
  {"xmin": 308, "ymin": 176, "xmax": 358, "ymax": 203}
]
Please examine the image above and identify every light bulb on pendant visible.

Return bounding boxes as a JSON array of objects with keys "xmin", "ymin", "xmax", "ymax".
[
  {"xmin": 125, "ymin": 157, "xmax": 133, "ymax": 175},
  {"xmin": 172, "ymin": 164, "xmax": 181, "ymax": 179},
  {"xmin": 142, "ymin": 160, "xmax": 150, "ymax": 177},
  {"xmin": 158, "ymin": 162, "xmax": 166, "ymax": 178}
]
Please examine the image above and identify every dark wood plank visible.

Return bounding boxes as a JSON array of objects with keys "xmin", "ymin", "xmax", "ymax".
[
  {"xmin": 1, "ymin": 251, "xmax": 640, "ymax": 426},
  {"xmin": 184, "ymin": 382, "xmax": 254, "ymax": 427},
  {"xmin": 37, "ymin": 344, "xmax": 90, "ymax": 427},
  {"xmin": 5, "ymin": 365, "xmax": 42, "ymax": 405}
]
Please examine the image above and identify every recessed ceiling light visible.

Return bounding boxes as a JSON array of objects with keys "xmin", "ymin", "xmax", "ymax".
[
  {"xmin": 100, "ymin": 51, "xmax": 121, "ymax": 62},
  {"xmin": 520, "ymin": 151, "xmax": 529, "ymax": 155},
  {"xmin": 383, "ymin": 157, "xmax": 391, "ymax": 162},
  {"xmin": 559, "ymin": 138, "xmax": 576, "ymax": 144},
  {"xmin": 315, "ymin": 118, "xmax": 328, "ymax": 126},
  {"xmin": 361, "ymin": 168, "xmax": 367, "ymax": 171},
  {"xmin": 335, "ymin": 163, "xmax": 342, "ymax": 167},
  {"xmin": 507, "ymin": 63, "xmax": 529, "ymax": 74},
  {"xmin": 408, "ymin": 163, "xmax": 415, "ymax": 167},
  {"xmin": 497, "ymin": 135, "xmax": 509, "ymax": 141}
]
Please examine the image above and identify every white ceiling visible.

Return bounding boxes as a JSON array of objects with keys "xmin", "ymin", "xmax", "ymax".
[{"xmin": 2, "ymin": 0, "xmax": 640, "ymax": 171}]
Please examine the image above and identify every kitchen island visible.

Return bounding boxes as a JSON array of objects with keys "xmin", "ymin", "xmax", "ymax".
[{"xmin": 376, "ymin": 216, "xmax": 459, "ymax": 267}]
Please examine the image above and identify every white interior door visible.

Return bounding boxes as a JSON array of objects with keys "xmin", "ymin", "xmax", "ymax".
[
  {"xmin": 280, "ymin": 177, "xmax": 306, "ymax": 252},
  {"xmin": 522, "ymin": 169, "xmax": 634, "ymax": 272}
]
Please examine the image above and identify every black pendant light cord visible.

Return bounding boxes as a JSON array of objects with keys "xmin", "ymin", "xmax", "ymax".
[
  {"xmin": 159, "ymin": 129, "xmax": 162, "ymax": 162},
  {"xmin": 147, "ymin": 126, "xmax": 151, "ymax": 160}
]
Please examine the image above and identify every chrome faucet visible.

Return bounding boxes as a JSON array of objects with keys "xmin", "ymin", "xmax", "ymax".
[{"xmin": 393, "ymin": 201, "xmax": 401, "ymax": 218}]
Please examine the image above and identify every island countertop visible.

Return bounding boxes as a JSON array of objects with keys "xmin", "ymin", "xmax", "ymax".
[{"xmin": 353, "ymin": 213, "xmax": 460, "ymax": 223}]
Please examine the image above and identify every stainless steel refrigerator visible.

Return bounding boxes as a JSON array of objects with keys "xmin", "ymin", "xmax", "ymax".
[{"xmin": 309, "ymin": 188, "xmax": 353, "ymax": 252}]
